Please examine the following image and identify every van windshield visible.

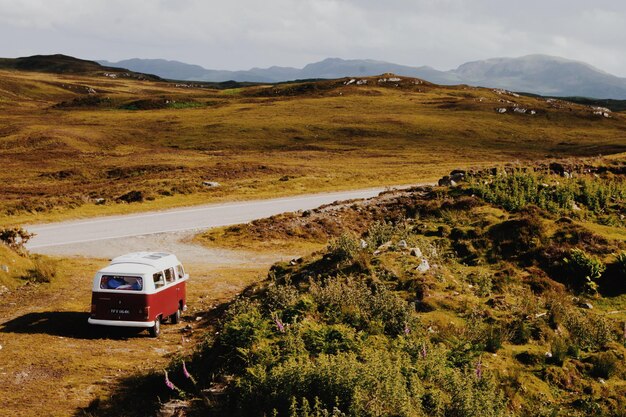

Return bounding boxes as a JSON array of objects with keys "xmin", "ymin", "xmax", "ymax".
[{"xmin": 100, "ymin": 275, "xmax": 143, "ymax": 291}]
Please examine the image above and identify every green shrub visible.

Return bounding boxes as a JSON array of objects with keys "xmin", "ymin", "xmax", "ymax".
[
  {"xmin": 563, "ymin": 248, "xmax": 606, "ymax": 293},
  {"xmin": 510, "ymin": 319, "xmax": 532, "ymax": 345},
  {"xmin": 549, "ymin": 337, "xmax": 568, "ymax": 366},
  {"xmin": 365, "ymin": 221, "xmax": 396, "ymax": 248},
  {"xmin": 327, "ymin": 233, "xmax": 360, "ymax": 262},
  {"xmin": 590, "ymin": 352, "xmax": 619, "ymax": 379}
]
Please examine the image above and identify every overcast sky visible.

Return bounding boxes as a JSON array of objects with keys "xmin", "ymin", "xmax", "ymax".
[{"xmin": 1, "ymin": 0, "xmax": 625, "ymax": 76}]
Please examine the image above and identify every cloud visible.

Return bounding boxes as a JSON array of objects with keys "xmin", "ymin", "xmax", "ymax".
[{"xmin": 0, "ymin": 0, "xmax": 624, "ymax": 75}]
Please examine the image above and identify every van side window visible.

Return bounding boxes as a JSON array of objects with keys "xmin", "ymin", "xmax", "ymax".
[
  {"xmin": 165, "ymin": 267, "xmax": 175, "ymax": 283},
  {"xmin": 153, "ymin": 272, "xmax": 165, "ymax": 289},
  {"xmin": 176, "ymin": 264, "xmax": 185, "ymax": 279}
]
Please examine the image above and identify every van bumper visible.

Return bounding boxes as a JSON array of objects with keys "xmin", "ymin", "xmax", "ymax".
[{"xmin": 88, "ymin": 318, "xmax": 154, "ymax": 328}]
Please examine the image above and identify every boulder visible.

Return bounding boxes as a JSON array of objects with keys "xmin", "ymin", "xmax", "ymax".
[
  {"xmin": 202, "ymin": 181, "xmax": 221, "ymax": 188},
  {"xmin": 398, "ymin": 240, "xmax": 408, "ymax": 249},
  {"xmin": 410, "ymin": 247, "xmax": 423, "ymax": 257}
]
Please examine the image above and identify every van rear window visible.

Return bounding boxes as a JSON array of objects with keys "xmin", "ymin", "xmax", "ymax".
[{"xmin": 100, "ymin": 275, "xmax": 143, "ymax": 291}]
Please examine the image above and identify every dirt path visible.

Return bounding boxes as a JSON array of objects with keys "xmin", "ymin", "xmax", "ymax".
[{"xmin": 0, "ymin": 249, "xmax": 289, "ymax": 416}]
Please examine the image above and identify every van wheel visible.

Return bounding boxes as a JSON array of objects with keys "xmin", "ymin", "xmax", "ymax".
[
  {"xmin": 149, "ymin": 316, "xmax": 161, "ymax": 338},
  {"xmin": 170, "ymin": 307, "xmax": 181, "ymax": 324}
]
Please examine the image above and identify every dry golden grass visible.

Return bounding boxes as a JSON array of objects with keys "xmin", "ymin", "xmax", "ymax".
[
  {"xmin": 0, "ymin": 255, "xmax": 269, "ymax": 417},
  {"xmin": 1, "ymin": 69, "xmax": 625, "ymax": 226}
]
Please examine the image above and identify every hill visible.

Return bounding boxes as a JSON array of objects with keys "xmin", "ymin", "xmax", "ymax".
[
  {"xmin": 85, "ymin": 164, "xmax": 626, "ymax": 417},
  {"xmin": 100, "ymin": 54, "xmax": 626, "ymax": 99},
  {"xmin": 0, "ymin": 54, "xmax": 160, "ymax": 80},
  {"xmin": 1, "ymin": 69, "xmax": 625, "ymax": 226}
]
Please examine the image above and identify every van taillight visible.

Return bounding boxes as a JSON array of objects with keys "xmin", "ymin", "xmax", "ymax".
[
  {"xmin": 143, "ymin": 306, "xmax": 150, "ymax": 320},
  {"xmin": 90, "ymin": 303, "xmax": 96, "ymax": 317}
]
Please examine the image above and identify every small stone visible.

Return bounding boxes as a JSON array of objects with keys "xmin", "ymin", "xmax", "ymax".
[
  {"xmin": 545, "ymin": 352, "xmax": 552, "ymax": 358},
  {"xmin": 581, "ymin": 302, "xmax": 593, "ymax": 309},
  {"xmin": 410, "ymin": 247, "xmax": 422, "ymax": 257},
  {"xmin": 416, "ymin": 258, "xmax": 430, "ymax": 273},
  {"xmin": 359, "ymin": 239, "xmax": 368, "ymax": 249},
  {"xmin": 202, "ymin": 181, "xmax": 220, "ymax": 188},
  {"xmin": 1, "ymin": 265, "xmax": 8, "ymax": 273},
  {"xmin": 398, "ymin": 240, "xmax": 408, "ymax": 249},
  {"xmin": 157, "ymin": 400, "xmax": 190, "ymax": 417}
]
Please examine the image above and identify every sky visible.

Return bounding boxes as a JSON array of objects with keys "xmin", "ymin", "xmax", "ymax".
[{"xmin": 0, "ymin": 0, "xmax": 625, "ymax": 76}]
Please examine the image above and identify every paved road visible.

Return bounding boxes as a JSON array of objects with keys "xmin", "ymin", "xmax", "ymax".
[{"xmin": 26, "ymin": 187, "xmax": 406, "ymax": 254}]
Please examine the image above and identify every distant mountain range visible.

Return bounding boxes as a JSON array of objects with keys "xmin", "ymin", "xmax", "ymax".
[{"xmin": 99, "ymin": 55, "xmax": 626, "ymax": 99}]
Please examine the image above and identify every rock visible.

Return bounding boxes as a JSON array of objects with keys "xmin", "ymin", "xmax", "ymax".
[
  {"xmin": 157, "ymin": 400, "xmax": 190, "ymax": 417},
  {"xmin": 359, "ymin": 239, "xmax": 368, "ymax": 249},
  {"xmin": 356, "ymin": 79, "xmax": 367, "ymax": 85},
  {"xmin": 580, "ymin": 302, "xmax": 593, "ymax": 309},
  {"xmin": 1, "ymin": 265, "xmax": 8, "ymax": 273},
  {"xmin": 545, "ymin": 352, "xmax": 552, "ymax": 358},
  {"xmin": 571, "ymin": 202, "xmax": 582, "ymax": 211},
  {"xmin": 94, "ymin": 198, "xmax": 106, "ymax": 205},
  {"xmin": 563, "ymin": 171, "xmax": 571, "ymax": 178},
  {"xmin": 416, "ymin": 258, "xmax": 430, "ymax": 273},
  {"xmin": 410, "ymin": 247, "xmax": 422, "ymax": 257},
  {"xmin": 496, "ymin": 107, "xmax": 507, "ymax": 113},
  {"xmin": 450, "ymin": 172, "xmax": 465, "ymax": 183},
  {"xmin": 202, "ymin": 181, "xmax": 220, "ymax": 187},
  {"xmin": 398, "ymin": 240, "xmax": 408, "ymax": 249},
  {"xmin": 377, "ymin": 241, "xmax": 393, "ymax": 251},
  {"xmin": 438, "ymin": 176, "xmax": 450, "ymax": 186}
]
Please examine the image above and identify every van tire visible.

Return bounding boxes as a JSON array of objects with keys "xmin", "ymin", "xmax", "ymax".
[
  {"xmin": 170, "ymin": 307, "xmax": 181, "ymax": 324},
  {"xmin": 149, "ymin": 316, "xmax": 161, "ymax": 337}
]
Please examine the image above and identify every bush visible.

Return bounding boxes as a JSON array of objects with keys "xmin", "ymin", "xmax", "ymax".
[
  {"xmin": 589, "ymin": 352, "xmax": 619, "ymax": 379},
  {"xmin": 365, "ymin": 221, "xmax": 396, "ymax": 248},
  {"xmin": 0, "ymin": 226, "xmax": 34, "ymax": 251},
  {"xmin": 549, "ymin": 337, "xmax": 568, "ymax": 366},
  {"xmin": 563, "ymin": 248, "xmax": 606, "ymax": 294},
  {"xmin": 327, "ymin": 233, "xmax": 360, "ymax": 262}
]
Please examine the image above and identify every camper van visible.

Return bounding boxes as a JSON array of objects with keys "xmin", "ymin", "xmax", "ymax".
[{"xmin": 88, "ymin": 252, "xmax": 188, "ymax": 337}]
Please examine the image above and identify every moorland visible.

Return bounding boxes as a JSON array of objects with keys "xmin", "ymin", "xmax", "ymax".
[
  {"xmin": 1, "ymin": 56, "xmax": 626, "ymax": 417},
  {"xmin": 1, "ymin": 55, "xmax": 625, "ymax": 226}
]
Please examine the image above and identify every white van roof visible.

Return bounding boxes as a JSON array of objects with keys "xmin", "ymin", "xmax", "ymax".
[{"xmin": 107, "ymin": 252, "xmax": 181, "ymax": 273}]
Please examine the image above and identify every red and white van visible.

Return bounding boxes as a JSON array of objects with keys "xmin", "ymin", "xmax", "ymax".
[{"xmin": 88, "ymin": 252, "xmax": 188, "ymax": 337}]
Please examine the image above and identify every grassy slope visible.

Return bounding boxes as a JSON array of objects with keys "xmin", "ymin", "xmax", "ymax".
[
  {"xmin": 90, "ymin": 168, "xmax": 626, "ymax": 417},
  {"xmin": 1, "ymin": 70, "xmax": 625, "ymax": 226}
]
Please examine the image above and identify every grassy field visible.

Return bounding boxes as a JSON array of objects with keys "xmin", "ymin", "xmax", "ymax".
[{"xmin": 1, "ymin": 69, "xmax": 625, "ymax": 226}]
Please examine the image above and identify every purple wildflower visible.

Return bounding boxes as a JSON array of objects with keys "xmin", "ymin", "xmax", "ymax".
[
  {"xmin": 274, "ymin": 314, "xmax": 285, "ymax": 333},
  {"xmin": 475, "ymin": 357, "xmax": 483, "ymax": 380},
  {"xmin": 404, "ymin": 322, "xmax": 410, "ymax": 335},
  {"xmin": 182, "ymin": 361, "xmax": 191, "ymax": 379},
  {"xmin": 164, "ymin": 370, "xmax": 175, "ymax": 390}
]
